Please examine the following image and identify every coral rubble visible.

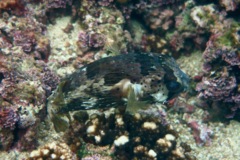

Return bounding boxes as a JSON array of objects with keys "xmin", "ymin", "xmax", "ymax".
[{"xmin": 28, "ymin": 142, "xmax": 77, "ymax": 160}]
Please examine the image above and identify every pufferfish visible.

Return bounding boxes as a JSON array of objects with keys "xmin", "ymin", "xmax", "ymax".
[{"xmin": 47, "ymin": 52, "xmax": 189, "ymax": 131}]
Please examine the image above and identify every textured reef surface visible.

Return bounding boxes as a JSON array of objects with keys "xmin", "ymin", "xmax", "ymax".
[{"xmin": 0, "ymin": 0, "xmax": 240, "ymax": 159}]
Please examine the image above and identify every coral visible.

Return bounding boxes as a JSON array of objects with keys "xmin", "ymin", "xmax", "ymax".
[
  {"xmin": 166, "ymin": 3, "xmax": 208, "ymax": 55},
  {"xmin": 41, "ymin": 66, "xmax": 60, "ymax": 96},
  {"xmin": 119, "ymin": 0, "xmax": 184, "ymax": 17},
  {"xmin": 46, "ymin": 0, "xmax": 72, "ymax": 9},
  {"xmin": 166, "ymin": 97, "xmax": 196, "ymax": 113},
  {"xmin": 219, "ymin": 0, "xmax": 240, "ymax": 11},
  {"xmin": 0, "ymin": 0, "xmax": 240, "ymax": 158},
  {"xmin": 0, "ymin": 14, "xmax": 50, "ymax": 61},
  {"xmin": 129, "ymin": 1, "xmax": 209, "ymax": 56},
  {"xmin": 187, "ymin": 120, "xmax": 213, "ymax": 146},
  {"xmin": 0, "ymin": 108, "xmax": 19, "ymax": 130},
  {"xmin": 98, "ymin": 0, "xmax": 114, "ymax": 7},
  {"xmin": 197, "ymin": 54, "xmax": 240, "ymax": 116},
  {"xmin": 0, "ymin": 42, "xmax": 58, "ymax": 151},
  {"xmin": 190, "ymin": 5, "xmax": 217, "ymax": 29},
  {"xmin": 0, "ymin": 0, "xmax": 26, "ymax": 15},
  {"xmin": 28, "ymin": 142, "xmax": 77, "ymax": 160},
  {"xmin": 13, "ymin": 31, "xmax": 37, "ymax": 53},
  {"xmin": 0, "ymin": 72, "xmax": 46, "ymax": 150},
  {"xmin": 35, "ymin": 37, "xmax": 51, "ymax": 61},
  {"xmin": 196, "ymin": 76, "xmax": 237, "ymax": 102},
  {"xmin": 15, "ymin": 125, "xmax": 40, "ymax": 150},
  {"xmin": 0, "ymin": 11, "xmax": 58, "ymax": 151},
  {"xmin": 168, "ymin": 32, "xmax": 185, "ymax": 53},
  {"xmin": 144, "ymin": 8, "xmax": 174, "ymax": 31},
  {"xmin": 69, "ymin": 111, "xmax": 194, "ymax": 159},
  {"xmin": 77, "ymin": 142, "xmax": 114, "ymax": 159},
  {"xmin": 78, "ymin": 3, "xmax": 129, "ymax": 56},
  {"xmin": 0, "ymin": 129, "xmax": 14, "ymax": 150},
  {"xmin": 78, "ymin": 31, "xmax": 106, "ymax": 52},
  {"xmin": 18, "ymin": 107, "xmax": 38, "ymax": 129},
  {"xmin": 82, "ymin": 154, "xmax": 105, "ymax": 160},
  {"xmin": 192, "ymin": 2, "xmax": 240, "ymax": 118}
]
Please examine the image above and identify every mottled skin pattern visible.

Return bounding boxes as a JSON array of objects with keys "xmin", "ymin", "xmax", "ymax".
[{"xmin": 48, "ymin": 52, "xmax": 189, "ymax": 115}]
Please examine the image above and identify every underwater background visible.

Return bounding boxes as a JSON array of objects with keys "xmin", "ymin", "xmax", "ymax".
[{"xmin": 0, "ymin": 0, "xmax": 240, "ymax": 159}]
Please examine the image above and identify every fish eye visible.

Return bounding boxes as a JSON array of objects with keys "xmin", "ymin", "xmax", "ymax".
[{"xmin": 166, "ymin": 81, "xmax": 181, "ymax": 92}]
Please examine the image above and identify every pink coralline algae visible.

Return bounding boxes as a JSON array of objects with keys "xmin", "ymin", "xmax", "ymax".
[
  {"xmin": 0, "ymin": 0, "xmax": 26, "ymax": 16},
  {"xmin": 196, "ymin": 76, "xmax": 237, "ymax": 102},
  {"xmin": 0, "ymin": 53, "xmax": 59, "ymax": 150},
  {"xmin": 185, "ymin": 3, "xmax": 240, "ymax": 118},
  {"xmin": 46, "ymin": 0, "xmax": 72, "ymax": 9},
  {"xmin": 41, "ymin": 66, "xmax": 60, "ymax": 96},
  {"xmin": 188, "ymin": 120, "xmax": 213, "ymax": 146},
  {"xmin": 0, "ymin": 33, "xmax": 59, "ymax": 151},
  {"xmin": 0, "ymin": 14, "xmax": 49, "ymax": 60},
  {"xmin": 0, "ymin": 2, "xmax": 57, "ymax": 149},
  {"xmin": 144, "ymin": 8, "xmax": 174, "ymax": 30},
  {"xmin": 78, "ymin": 31, "xmax": 106, "ymax": 50},
  {"xmin": 132, "ymin": 0, "xmax": 182, "ymax": 10},
  {"xmin": 120, "ymin": 0, "xmax": 183, "ymax": 27},
  {"xmin": 0, "ymin": 108, "xmax": 19, "ymax": 130},
  {"xmin": 98, "ymin": 0, "xmax": 114, "ymax": 7},
  {"xmin": 196, "ymin": 17, "xmax": 240, "ymax": 118},
  {"xmin": 13, "ymin": 31, "xmax": 37, "ymax": 53},
  {"xmin": 197, "ymin": 48, "xmax": 240, "ymax": 118}
]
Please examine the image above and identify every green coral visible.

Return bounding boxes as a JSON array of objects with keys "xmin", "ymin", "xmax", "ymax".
[
  {"xmin": 216, "ymin": 22, "xmax": 240, "ymax": 48},
  {"xmin": 190, "ymin": 4, "xmax": 217, "ymax": 29},
  {"xmin": 177, "ymin": 9, "xmax": 197, "ymax": 33}
]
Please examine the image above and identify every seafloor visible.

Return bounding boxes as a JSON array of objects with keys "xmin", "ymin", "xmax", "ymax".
[{"xmin": 0, "ymin": 0, "xmax": 240, "ymax": 160}]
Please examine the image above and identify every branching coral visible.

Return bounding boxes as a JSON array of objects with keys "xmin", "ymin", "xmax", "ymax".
[
  {"xmin": 67, "ymin": 111, "xmax": 194, "ymax": 159},
  {"xmin": 28, "ymin": 142, "xmax": 77, "ymax": 160}
]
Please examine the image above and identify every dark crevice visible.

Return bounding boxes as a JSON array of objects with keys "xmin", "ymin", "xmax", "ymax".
[{"xmin": 0, "ymin": 72, "xmax": 4, "ymax": 84}]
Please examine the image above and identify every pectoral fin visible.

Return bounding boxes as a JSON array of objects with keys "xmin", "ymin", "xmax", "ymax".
[
  {"xmin": 51, "ymin": 113, "xmax": 70, "ymax": 132},
  {"xmin": 126, "ymin": 87, "xmax": 148, "ymax": 114}
]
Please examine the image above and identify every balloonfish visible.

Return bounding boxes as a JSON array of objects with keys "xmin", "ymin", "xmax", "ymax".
[{"xmin": 47, "ymin": 52, "xmax": 189, "ymax": 131}]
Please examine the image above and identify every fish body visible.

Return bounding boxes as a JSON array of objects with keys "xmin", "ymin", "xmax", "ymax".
[{"xmin": 48, "ymin": 52, "xmax": 189, "ymax": 116}]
